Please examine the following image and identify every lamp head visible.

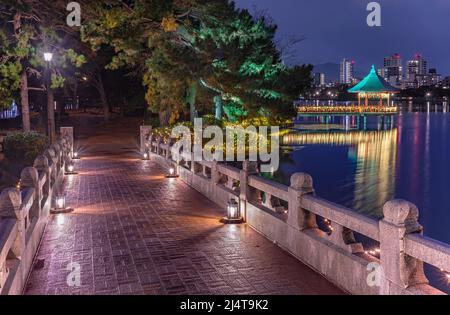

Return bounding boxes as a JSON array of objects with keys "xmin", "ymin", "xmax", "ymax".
[{"xmin": 44, "ymin": 52, "xmax": 53, "ymax": 62}]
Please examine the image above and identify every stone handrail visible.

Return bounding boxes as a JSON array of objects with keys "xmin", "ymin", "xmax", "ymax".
[
  {"xmin": 301, "ymin": 195, "xmax": 380, "ymax": 241},
  {"xmin": 0, "ymin": 127, "xmax": 74, "ymax": 295},
  {"xmin": 141, "ymin": 127, "xmax": 449, "ymax": 295},
  {"xmin": 405, "ymin": 234, "xmax": 450, "ymax": 273}
]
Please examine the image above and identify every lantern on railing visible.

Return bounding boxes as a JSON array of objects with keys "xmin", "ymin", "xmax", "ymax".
[
  {"xmin": 51, "ymin": 195, "xmax": 74, "ymax": 214},
  {"xmin": 142, "ymin": 151, "xmax": 149, "ymax": 160},
  {"xmin": 221, "ymin": 198, "xmax": 243, "ymax": 224},
  {"xmin": 72, "ymin": 152, "xmax": 80, "ymax": 160}
]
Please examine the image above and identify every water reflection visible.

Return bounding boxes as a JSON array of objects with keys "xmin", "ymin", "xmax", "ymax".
[{"xmin": 282, "ymin": 128, "xmax": 398, "ymax": 217}]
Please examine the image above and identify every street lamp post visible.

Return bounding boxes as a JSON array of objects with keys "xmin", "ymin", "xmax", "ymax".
[{"xmin": 44, "ymin": 52, "xmax": 56, "ymax": 144}]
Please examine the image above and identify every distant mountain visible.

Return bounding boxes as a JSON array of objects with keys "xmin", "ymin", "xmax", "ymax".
[{"xmin": 313, "ymin": 62, "xmax": 366, "ymax": 83}]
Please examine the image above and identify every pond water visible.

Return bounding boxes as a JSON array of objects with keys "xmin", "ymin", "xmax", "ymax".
[{"xmin": 274, "ymin": 103, "xmax": 450, "ymax": 293}]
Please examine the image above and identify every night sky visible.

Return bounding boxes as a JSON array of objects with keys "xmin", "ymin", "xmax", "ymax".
[{"xmin": 234, "ymin": 0, "xmax": 450, "ymax": 76}]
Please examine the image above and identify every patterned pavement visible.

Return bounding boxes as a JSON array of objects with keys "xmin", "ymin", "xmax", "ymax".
[{"xmin": 24, "ymin": 115, "xmax": 343, "ymax": 295}]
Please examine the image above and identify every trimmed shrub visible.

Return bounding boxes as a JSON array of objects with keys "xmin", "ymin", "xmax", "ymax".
[{"xmin": 3, "ymin": 131, "xmax": 49, "ymax": 166}]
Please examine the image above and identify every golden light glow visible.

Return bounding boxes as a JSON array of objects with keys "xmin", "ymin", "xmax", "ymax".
[{"xmin": 298, "ymin": 105, "xmax": 398, "ymax": 114}]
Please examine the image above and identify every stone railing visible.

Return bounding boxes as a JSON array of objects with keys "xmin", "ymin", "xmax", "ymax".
[
  {"xmin": 0, "ymin": 127, "xmax": 74, "ymax": 295},
  {"xmin": 141, "ymin": 126, "xmax": 450, "ymax": 295}
]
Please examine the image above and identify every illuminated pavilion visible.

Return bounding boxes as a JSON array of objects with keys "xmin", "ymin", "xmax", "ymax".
[{"xmin": 348, "ymin": 65, "xmax": 400, "ymax": 106}]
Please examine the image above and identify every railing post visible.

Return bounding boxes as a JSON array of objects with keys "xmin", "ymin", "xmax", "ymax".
[
  {"xmin": 287, "ymin": 173, "xmax": 318, "ymax": 230},
  {"xmin": 20, "ymin": 167, "xmax": 40, "ymax": 219},
  {"xmin": 379, "ymin": 199, "xmax": 429, "ymax": 295},
  {"xmin": 239, "ymin": 161, "xmax": 259, "ymax": 221},
  {"xmin": 140, "ymin": 126, "xmax": 152, "ymax": 154},
  {"xmin": 156, "ymin": 138, "xmax": 161, "ymax": 156},
  {"xmin": 0, "ymin": 189, "xmax": 24, "ymax": 260},
  {"xmin": 34, "ymin": 156, "xmax": 50, "ymax": 206},
  {"xmin": 60, "ymin": 127, "xmax": 74, "ymax": 157},
  {"xmin": 211, "ymin": 161, "xmax": 219, "ymax": 184}
]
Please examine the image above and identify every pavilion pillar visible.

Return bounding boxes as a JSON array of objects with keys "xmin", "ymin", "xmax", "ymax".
[
  {"xmin": 358, "ymin": 94, "xmax": 361, "ymax": 107},
  {"xmin": 365, "ymin": 94, "xmax": 369, "ymax": 107}
]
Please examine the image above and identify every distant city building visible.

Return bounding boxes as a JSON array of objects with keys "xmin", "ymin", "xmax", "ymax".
[
  {"xmin": 407, "ymin": 54, "xmax": 428, "ymax": 80},
  {"xmin": 313, "ymin": 72, "xmax": 326, "ymax": 87},
  {"xmin": 383, "ymin": 53, "xmax": 403, "ymax": 88},
  {"xmin": 403, "ymin": 55, "xmax": 443, "ymax": 88},
  {"xmin": 340, "ymin": 58, "xmax": 354, "ymax": 84}
]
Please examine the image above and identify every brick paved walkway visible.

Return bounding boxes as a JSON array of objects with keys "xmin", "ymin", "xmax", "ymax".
[{"xmin": 24, "ymin": 115, "xmax": 343, "ymax": 295}]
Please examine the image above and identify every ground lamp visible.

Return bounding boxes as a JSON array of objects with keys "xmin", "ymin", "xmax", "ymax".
[
  {"xmin": 221, "ymin": 199, "xmax": 244, "ymax": 224},
  {"xmin": 142, "ymin": 151, "xmax": 149, "ymax": 160},
  {"xmin": 51, "ymin": 195, "xmax": 74, "ymax": 214},
  {"xmin": 72, "ymin": 152, "xmax": 80, "ymax": 160},
  {"xmin": 165, "ymin": 166, "xmax": 179, "ymax": 178},
  {"xmin": 65, "ymin": 163, "xmax": 78, "ymax": 175}
]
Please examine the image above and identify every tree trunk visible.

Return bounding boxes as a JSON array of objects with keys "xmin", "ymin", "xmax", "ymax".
[
  {"xmin": 187, "ymin": 82, "xmax": 198, "ymax": 123},
  {"xmin": 97, "ymin": 72, "xmax": 110, "ymax": 122},
  {"xmin": 20, "ymin": 72, "xmax": 30, "ymax": 132},
  {"xmin": 214, "ymin": 95, "xmax": 223, "ymax": 120}
]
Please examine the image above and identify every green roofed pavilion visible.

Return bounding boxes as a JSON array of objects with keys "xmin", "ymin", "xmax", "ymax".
[{"xmin": 348, "ymin": 65, "xmax": 400, "ymax": 107}]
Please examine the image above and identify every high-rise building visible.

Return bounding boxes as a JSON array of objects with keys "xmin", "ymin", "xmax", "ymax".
[
  {"xmin": 407, "ymin": 54, "xmax": 428, "ymax": 82},
  {"xmin": 383, "ymin": 53, "xmax": 403, "ymax": 87},
  {"xmin": 340, "ymin": 58, "xmax": 354, "ymax": 84},
  {"xmin": 313, "ymin": 73, "xmax": 326, "ymax": 87}
]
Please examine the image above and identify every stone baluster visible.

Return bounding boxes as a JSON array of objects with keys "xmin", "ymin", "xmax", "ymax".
[
  {"xmin": 34, "ymin": 156, "xmax": 50, "ymax": 204},
  {"xmin": 239, "ymin": 161, "xmax": 259, "ymax": 221},
  {"xmin": 226, "ymin": 176, "xmax": 235, "ymax": 190},
  {"xmin": 20, "ymin": 167, "xmax": 40, "ymax": 219},
  {"xmin": 140, "ymin": 126, "xmax": 152, "ymax": 154},
  {"xmin": 0, "ymin": 189, "xmax": 24, "ymax": 260},
  {"xmin": 328, "ymin": 222, "xmax": 364, "ymax": 254},
  {"xmin": 202, "ymin": 165, "xmax": 209, "ymax": 178},
  {"xmin": 379, "ymin": 200, "xmax": 429, "ymax": 295},
  {"xmin": 287, "ymin": 173, "xmax": 318, "ymax": 231}
]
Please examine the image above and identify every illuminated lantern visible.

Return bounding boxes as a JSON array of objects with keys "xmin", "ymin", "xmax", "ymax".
[
  {"xmin": 222, "ymin": 199, "xmax": 244, "ymax": 224},
  {"xmin": 166, "ymin": 166, "xmax": 179, "ymax": 178},
  {"xmin": 51, "ymin": 194, "xmax": 74, "ymax": 214}
]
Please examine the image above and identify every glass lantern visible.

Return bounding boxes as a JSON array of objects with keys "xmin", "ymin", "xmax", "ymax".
[
  {"xmin": 222, "ymin": 199, "xmax": 243, "ymax": 224},
  {"xmin": 166, "ymin": 165, "xmax": 179, "ymax": 178},
  {"xmin": 56, "ymin": 195, "xmax": 66, "ymax": 210}
]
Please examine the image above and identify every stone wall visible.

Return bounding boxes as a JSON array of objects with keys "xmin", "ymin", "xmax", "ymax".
[
  {"xmin": 0, "ymin": 127, "xmax": 73, "ymax": 295},
  {"xmin": 143, "ymin": 127, "xmax": 450, "ymax": 295}
]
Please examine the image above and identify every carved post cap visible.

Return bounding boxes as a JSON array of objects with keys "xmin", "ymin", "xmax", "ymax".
[
  {"xmin": 290, "ymin": 173, "xmax": 314, "ymax": 192},
  {"xmin": 20, "ymin": 167, "xmax": 39, "ymax": 188},
  {"xmin": 0, "ymin": 189, "xmax": 22, "ymax": 219},
  {"xmin": 383, "ymin": 199, "xmax": 420, "ymax": 227},
  {"xmin": 243, "ymin": 160, "xmax": 259, "ymax": 173}
]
